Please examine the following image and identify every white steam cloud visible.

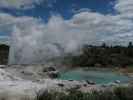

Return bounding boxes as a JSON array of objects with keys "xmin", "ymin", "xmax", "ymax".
[{"xmin": 8, "ymin": 14, "xmax": 96, "ymax": 64}]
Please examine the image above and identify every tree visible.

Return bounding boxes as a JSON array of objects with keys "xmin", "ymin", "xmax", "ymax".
[
  {"xmin": 128, "ymin": 42, "xmax": 133, "ymax": 48},
  {"xmin": 101, "ymin": 42, "xmax": 107, "ymax": 48}
]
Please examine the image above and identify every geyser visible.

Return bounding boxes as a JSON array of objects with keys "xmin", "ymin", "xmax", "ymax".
[{"xmin": 8, "ymin": 15, "xmax": 96, "ymax": 64}]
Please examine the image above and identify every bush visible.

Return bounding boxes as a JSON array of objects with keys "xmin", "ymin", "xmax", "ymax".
[
  {"xmin": 63, "ymin": 44, "xmax": 133, "ymax": 67},
  {"xmin": 114, "ymin": 86, "xmax": 133, "ymax": 100},
  {"xmin": 36, "ymin": 86, "xmax": 133, "ymax": 100}
]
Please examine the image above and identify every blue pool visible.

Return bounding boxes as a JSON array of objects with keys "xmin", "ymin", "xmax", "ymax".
[{"xmin": 59, "ymin": 69, "xmax": 132, "ymax": 84}]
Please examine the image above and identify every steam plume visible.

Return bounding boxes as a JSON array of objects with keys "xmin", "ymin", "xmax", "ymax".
[{"xmin": 9, "ymin": 15, "xmax": 96, "ymax": 64}]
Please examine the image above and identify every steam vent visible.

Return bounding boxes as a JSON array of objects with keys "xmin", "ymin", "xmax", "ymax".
[{"xmin": 0, "ymin": 44, "xmax": 9, "ymax": 65}]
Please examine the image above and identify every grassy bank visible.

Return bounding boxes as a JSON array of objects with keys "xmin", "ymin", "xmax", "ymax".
[
  {"xmin": 117, "ymin": 66, "xmax": 133, "ymax": 73},
  {"xmin": 81, "ymin": 66, "xmax": 133, "ymax": 77},
  {"xmin": 36, "ymin": 85, "xmax": 133, "ymax": 100}
]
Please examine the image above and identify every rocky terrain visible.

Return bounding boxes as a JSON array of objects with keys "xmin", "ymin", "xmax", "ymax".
[{"xmin": 0, "ymin": 64, "xmax": 129, "ymax": 100}]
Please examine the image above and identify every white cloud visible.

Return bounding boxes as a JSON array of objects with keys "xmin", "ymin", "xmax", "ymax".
[
  {"xmin": 0, "ymin": 0, "xmax": 43, "ymax": 9},
  {"xmin": 0, "ymin": 0, "xmax": 132, "ymax": 64},
  {"xmin": 115, "ymin": 0, "xmax": 133, "ymax": 19},
  {"xmin": 72, "ymin": 8, "xmax": 91, "ymax": 14}
]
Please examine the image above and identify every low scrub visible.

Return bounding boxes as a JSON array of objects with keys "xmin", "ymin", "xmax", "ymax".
[{"xmin": 36, "ymin": 86, "xmax": 133, "ymax": 100}]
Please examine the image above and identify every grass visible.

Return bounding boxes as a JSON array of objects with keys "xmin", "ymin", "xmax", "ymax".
[
  {"xmin": 114, "ymin": 86, "xmax": 133, "ymax": 100},
  {"xmin": 35, "ymin": 85, "xmax": 133, "ymax": 100},
  {"xmin": 120, "ymin": 67, "xmax": 133, "ymax": 73}
]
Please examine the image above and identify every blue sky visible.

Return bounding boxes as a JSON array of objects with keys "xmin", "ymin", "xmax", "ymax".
[
  {"xmin": 0, "ymin": 0, "xmax": 116, "ymax": 21},
  {"xmin": 0, "ymin": 0, "xmax": 133, "ymax": 45},
  {"xmin": 1, "ymin": 0, "xmax": 133, "ymax": 64}
]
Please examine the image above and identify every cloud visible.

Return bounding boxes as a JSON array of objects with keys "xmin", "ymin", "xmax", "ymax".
[
  {"xmin": 0, "ymin": 0, "xmax": 132, "ymax": 64},
  {"xmin": 109, "ymin": 0, "xmax": 133, "ymax": 44},
  {"xmin": 114, "ymin": 0, "xmax": 133, "ymax": 20},
  {"xmin": 0, "ymin": 0, "xmax": 43, "ymax": 9},
  {"xmin": 72, "ymin": 8, "xmax": 91, "ymax": 14}
]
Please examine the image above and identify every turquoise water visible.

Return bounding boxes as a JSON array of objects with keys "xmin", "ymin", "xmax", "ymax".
[{"xmin": 59, "ymin": 69, "xmax": 131, "ymax": 84}]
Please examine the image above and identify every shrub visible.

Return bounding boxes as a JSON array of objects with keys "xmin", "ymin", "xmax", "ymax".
[
  {"xmin": 36, "ymin": 86, "xmax": 133, "ymax": 100},
  {"xmin": 114, "ymin": 86, "xmax": 133, "ymax": 100}
]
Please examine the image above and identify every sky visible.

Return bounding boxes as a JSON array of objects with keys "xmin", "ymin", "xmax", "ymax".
[
  {"xmin": 0, "ymin": 0, "xmax": 132, "ymax": 64},
  {"xmin": 0, "ymin": 0, "xmax": 133, "ymax": 46},
  {"xmin": 0, "ymin": 0, "xmax": 116, "ymax": 20}
]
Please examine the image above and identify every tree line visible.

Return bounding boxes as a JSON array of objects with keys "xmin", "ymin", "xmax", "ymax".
[{"xmin": 63, "ymin": 42, "xmax": 133, "ymax": 67}]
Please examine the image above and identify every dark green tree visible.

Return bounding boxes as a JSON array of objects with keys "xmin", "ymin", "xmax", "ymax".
[{"xmin": 128, "ymin": 42, "xmax": 133, "ymax": 48}]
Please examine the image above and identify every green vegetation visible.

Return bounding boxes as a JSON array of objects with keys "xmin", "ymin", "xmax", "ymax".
[
  {"xmin": 114, "ymin": 86, "xmax": 133, "ymax": 100},
  {"xmin": 63, "ymin": 42, "xmax": 133, "ymax": 68},
  {"xmin": 0, "ymin": 44, "xmax": 9, "ymax": 64},
  {"xmin": 36, "ymin": 86, "xmax": 133, "ymax": 100}
]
